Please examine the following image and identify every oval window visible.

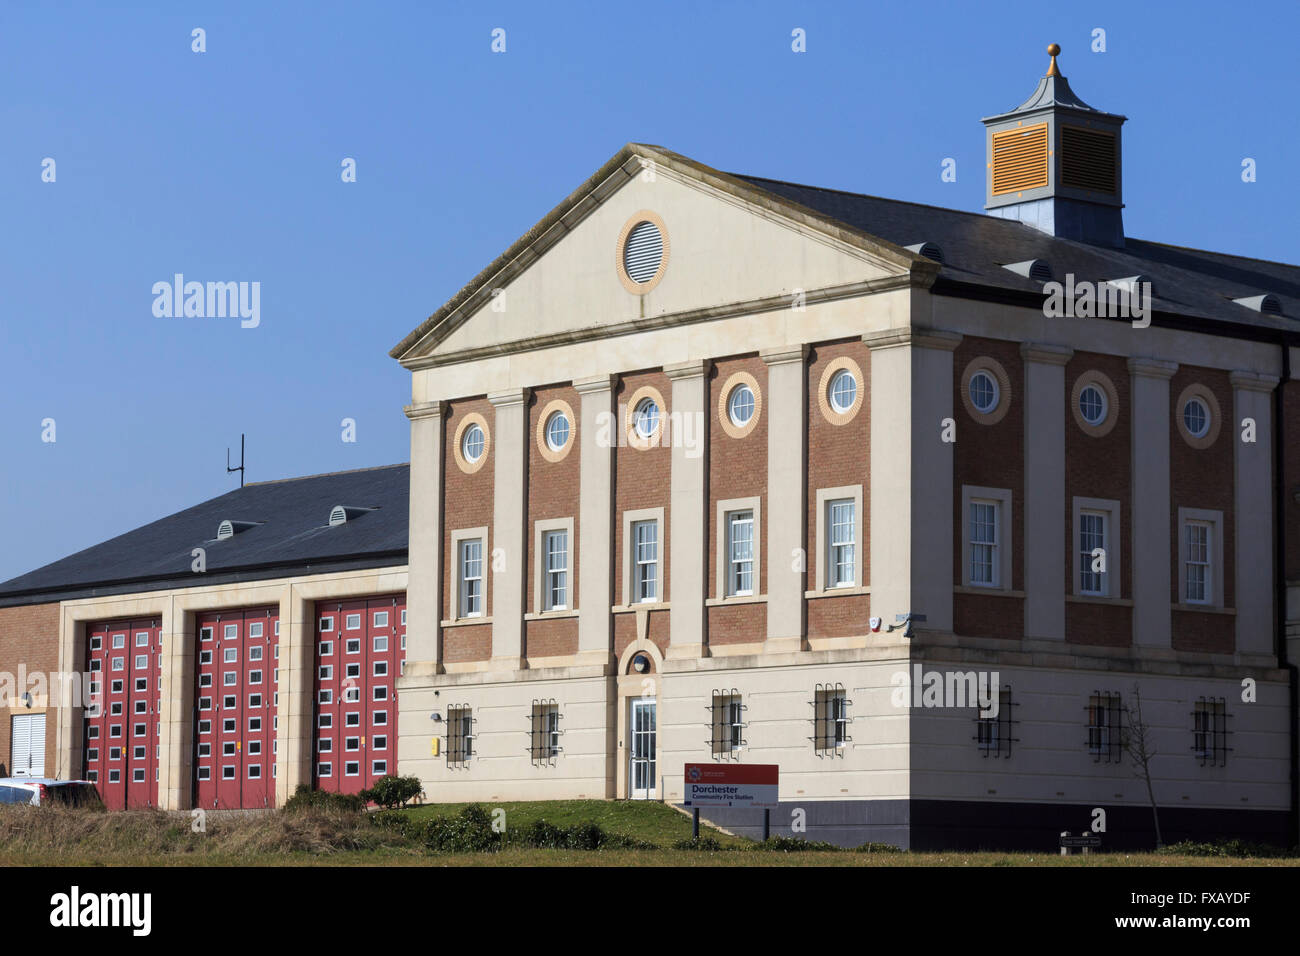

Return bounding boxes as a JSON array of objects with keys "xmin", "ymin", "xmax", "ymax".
[
  {"xmin": 462, "ymin": 424, "xmax": 485, "ymax": 463},
  {"xmin": 545, "ymin": 412, "xmax": 570, "ymax": 451},
  {"xmin": 727, "ymin": 384, "xmax": 755, "ymax": 426},
  {"xmin": 969, "ymin": 371, "xmax": 999, "ymax": 414},
  {"xmin": 1079, "ymin": 384, "xmax": 1107, "ymax": 425},
  {"xmin": 634, "ymin": 398, "xmax": 660, "ymax": 438},
  {"xmin": 1183, "ymin": 397, "xmax": 1209, "ymax": 438},
  {"xmin": 828, "ymin": 369, "xmax": 857, "ymax": 413}
]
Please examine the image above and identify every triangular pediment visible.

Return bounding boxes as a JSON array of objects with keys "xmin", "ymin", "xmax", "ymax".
[{"xmin": 392, "ymin": 145, "xmax": 931, "ymax": 367}]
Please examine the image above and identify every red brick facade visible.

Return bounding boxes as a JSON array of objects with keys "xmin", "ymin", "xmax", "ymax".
[
  {"xmin": 525, "ymin": 384, "xmax": 581, "ymax": 659},
  {"xmin": 0, "ymin": 602, "xmax": 60, "ymax": 777},
  {"xmin": 953, "ymin": 336, "xmax": 1025, "ymax": 641},
  {"xmin": 707, "ymin": 355, "xmax": 768, "ymax": 646},
  {"xmin": 806, "ymin": 339, "xmax": 870, "ymax": 639}
]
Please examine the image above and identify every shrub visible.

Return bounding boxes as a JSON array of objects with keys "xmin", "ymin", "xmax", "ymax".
[
  {"xmin": 359, "ymin": 775, "xmax": 425, "ymax": 809},
  {"xmin": 853, "ymin": 841, "xmax": 902, "ymax": 854},
  {"xmin": 750, "ymin": 835, "xmax": 842, "ymax": 852},
  {"xmin": 419, "ymin": 804, "xmax": 506, "ymax": 853},
  {"xmin": 283, "ymin": 784, "xmax": 364, "ymax": 814},
  {"xmin": 1157, "ymin": 839, "xmax": 1294, "ymax": 859},
  {"xmin": 672, "ymin": 836, "xmax": 724, "ymax": 851},
  {"xmin": 520, "ymin": 818, "xmax": 649, "ymax": 851}
]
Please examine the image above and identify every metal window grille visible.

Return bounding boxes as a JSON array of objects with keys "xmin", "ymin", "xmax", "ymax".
[
  {"xmin": 1191, "ymin": 697, "xmax": 1231, "ymax": 767},
  {"xmin": 809, "ymin": 683, "xmax": 853, "ymax": 756},
  {"xmin": 973, "ymin": 685, "xmax": 1017, "ymax": 757},
  {"xmin": 707, "ymin": 689, "xmax": 746, "ymax": 759},
  {"xmin": 1086, "ymin": 692, "xmax": 1123, "ymax": 763},
  {"xmin": 527, "ymin": 699, "xmax": 562, "ymax": 765},
  {"xmin": 446, "ymin": 704, "xmax": 474, "ymax": 768}
]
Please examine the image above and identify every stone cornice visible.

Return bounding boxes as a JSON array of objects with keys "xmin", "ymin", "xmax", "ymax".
[
  {"xmin": 664, "ymin": 358, "xmax": 712, "ymax": 381},
  {"xmin": 1127, "ymin": 357, "xmax": 1179, "ymax": 380},
  {"xmin": 487, "ymin": 387, "xmax": 531, "ymax": 408},
  {"xmin": 1229, "ymin": 370, "xmax": 1281, "ymax": 393},
  {"xmin": 862, "ymin": 326, "xmax": 962, "ymax": 352},
  {"xmin": 404, "ymin": 400, "xmax": 446, "ymax": 422},
  {"xmin": 760, "ymin": 344, "xmax": 810, "ymax": 367},
  {"xmin": 572, "ymin": 373, "xmax": 615, "ymax": 395},
  {"xmin": 1020, "ymin": 342, "xmax": 1074, "ymax": 365}
]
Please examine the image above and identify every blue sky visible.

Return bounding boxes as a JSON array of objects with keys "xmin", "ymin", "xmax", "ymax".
[{"xmin": 1, "ymin": 0, "xmax": 1296, "ymax": 582}]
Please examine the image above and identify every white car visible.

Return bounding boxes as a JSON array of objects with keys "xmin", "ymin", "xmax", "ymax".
[{"xmin": 0, "ymin": 777, "xmax": 101, "ymax": 807}]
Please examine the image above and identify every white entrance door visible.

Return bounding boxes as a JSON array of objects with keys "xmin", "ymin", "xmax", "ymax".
[
  {"xmin": 629, "ymin": 699, "xmax": 656, "ymax": 799},
  {"xmin": 11, "ymin": 714, "xmax": 46, "ymax": 777}
]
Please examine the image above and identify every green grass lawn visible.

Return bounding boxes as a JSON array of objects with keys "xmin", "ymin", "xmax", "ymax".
[{"xmin": 400, "ymin": 798, "xmax": 748, "ymax": 848}]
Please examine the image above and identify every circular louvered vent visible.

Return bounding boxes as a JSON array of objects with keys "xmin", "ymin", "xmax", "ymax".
[
  {"xmin": 217, "ymin": 520, "xmax": 234, "ymax": 541},
  {"xmin": 329, "ymin": 506, "xmax": 348, "ymax": 527},
  {"xmin": 623, "ymin": 221, "xmax": 664, "ymax": 284}
]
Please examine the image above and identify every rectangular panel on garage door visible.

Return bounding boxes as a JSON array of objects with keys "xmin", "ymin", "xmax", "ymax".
[
  {"xmin": 193, "ymin": 606, "xmax": 279, "ymax": 809},
  {"xmin": 83, "ymin": 618, "xmax": 162, "ymax": 810},
  {"xmin": 313, "ymin": 595, "xmax": 406, "ymax": 795}
]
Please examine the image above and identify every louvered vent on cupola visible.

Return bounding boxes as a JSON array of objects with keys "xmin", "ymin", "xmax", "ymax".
[
  {"xmin": 1060, "ymin": 125, "xmax": 1117, "ymax": 194},
  {"xmin": 1002, "ymin": 259, "xmax": 1053, "ymax": 282},
  {"xmin": 1233, "ymin": 294, "xmax": 1283, "ymax": 315},
  {"xmin": 991, "ymin": 123, "xmax": 1050, "ymax": 196},
  {"xmin": 329, "ymin": 505, "xmax": 376, "ymax": 527},
  {"xmin": 904, "ymin": 242, "xmax": 945, "ymax": 264},
  {"xmin": 216, "ymin": 519, "xmax": 259, "ymax": 541}
]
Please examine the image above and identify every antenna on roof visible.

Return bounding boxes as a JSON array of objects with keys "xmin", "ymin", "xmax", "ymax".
[{"xmin": 227, "ymin": 434, "xmax": 246, "ymax": 488}]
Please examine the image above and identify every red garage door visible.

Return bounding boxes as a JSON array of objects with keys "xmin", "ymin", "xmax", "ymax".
[
  {"xmin": 83, "ymin": 618, "xmax": 162, "ymax": 810},
  {"xmin": 193, "ymin": 606, "xmax": 279, "ymax": 809},
  {"xmin": 313, "ymin": 595, "xmax": 406, "ymax": 794}
]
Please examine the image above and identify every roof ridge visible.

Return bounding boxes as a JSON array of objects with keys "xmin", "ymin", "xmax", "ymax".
[
  {"xmin": 734, "ymin": 173, "xmax": 1018, "ymax": 225},
  {"xmin": 740, "ymin": 173, "xmax": 1299, "ymax": 273},
  {"xmin": 244, "ymin": 463, "xmax": 409, "ymax": 487},
  {"xmin": 1127, "ymin": 237, "xmax": 1300, "ymax": 273}
]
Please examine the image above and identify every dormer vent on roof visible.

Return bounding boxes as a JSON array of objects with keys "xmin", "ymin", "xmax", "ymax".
[
  {"xmin": 1107, "ymin": 275, "xmax": 1155, "ymax": 297},
  {"xmin": 904, "ymin": 242, "xmax": 945, "ymax": 264},
  {"xmin": 1232, "ymin": 294, "xmax": 1283, "ymax": 316},
  {"xmin": 329, "ymin": 505, "xmax": 377, "ymax": 527},
  {"xmin": 216, "ymin": 519, "xmax": 260, "ymax": 541},
  {"xmin": 1002, "ymin": 259, "xmax": 1053, "ymax": 282}
]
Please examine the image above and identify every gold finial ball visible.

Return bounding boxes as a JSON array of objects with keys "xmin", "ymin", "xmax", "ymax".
[{"xmin": 1047, "ymin": 43, "xmax": 1060, "ymax": 56}]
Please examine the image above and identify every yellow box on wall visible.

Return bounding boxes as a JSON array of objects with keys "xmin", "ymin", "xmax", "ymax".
[{"xmin": 431, "ymin": 737, "xmax": 440, "ymax": 756}]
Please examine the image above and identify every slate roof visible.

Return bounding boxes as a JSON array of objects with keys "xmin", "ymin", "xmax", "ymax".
[
  {"xmin": 0, "ymin": 465, "xmax": 409, "ymax": 606},
  {"xmin": 734, "ymin": 174, "xmax": 1300, "ymax": 333}
]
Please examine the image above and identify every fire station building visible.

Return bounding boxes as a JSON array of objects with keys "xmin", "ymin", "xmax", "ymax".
[
  {"xmin": 388, "ymin": 48, "xmax": 1299, "ymax": 847},
  {"xmin": 0, "ymin": 465, "xmax": 409, "ymax": 810},
  {"xmin": 2, "ymin": 46, "xmax": 1299, "ymax": 847}
]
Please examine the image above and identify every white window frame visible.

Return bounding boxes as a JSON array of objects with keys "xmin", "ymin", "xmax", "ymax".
[
  {"xmin": 534, "ymin": 517, "xmax": 575, "ymax": 614},
  {"xmin": 1072, "ymin": 496, "xmax": 1122, "ymax": 599},
  {"xmin": 1178, "ymin": 508, "xmax": 1224, "ymax": 608},
  {"xmin": 814, "ymin": 486, "xmax": 863, "ymax": 592},
  {"xmin": 621, "ymin": 507, "xmax": 665, "ymax": 606},
  {"xmin": 716, "ymin": 497, "xmax": 762, "ymax": 599},
  {"xmin": 960, "ymin": 485, "xmax": 1013, "ymax": 591},
  {"xmin": 450, "ymin": 526, "xmax": 489, "ymax": 620}
]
